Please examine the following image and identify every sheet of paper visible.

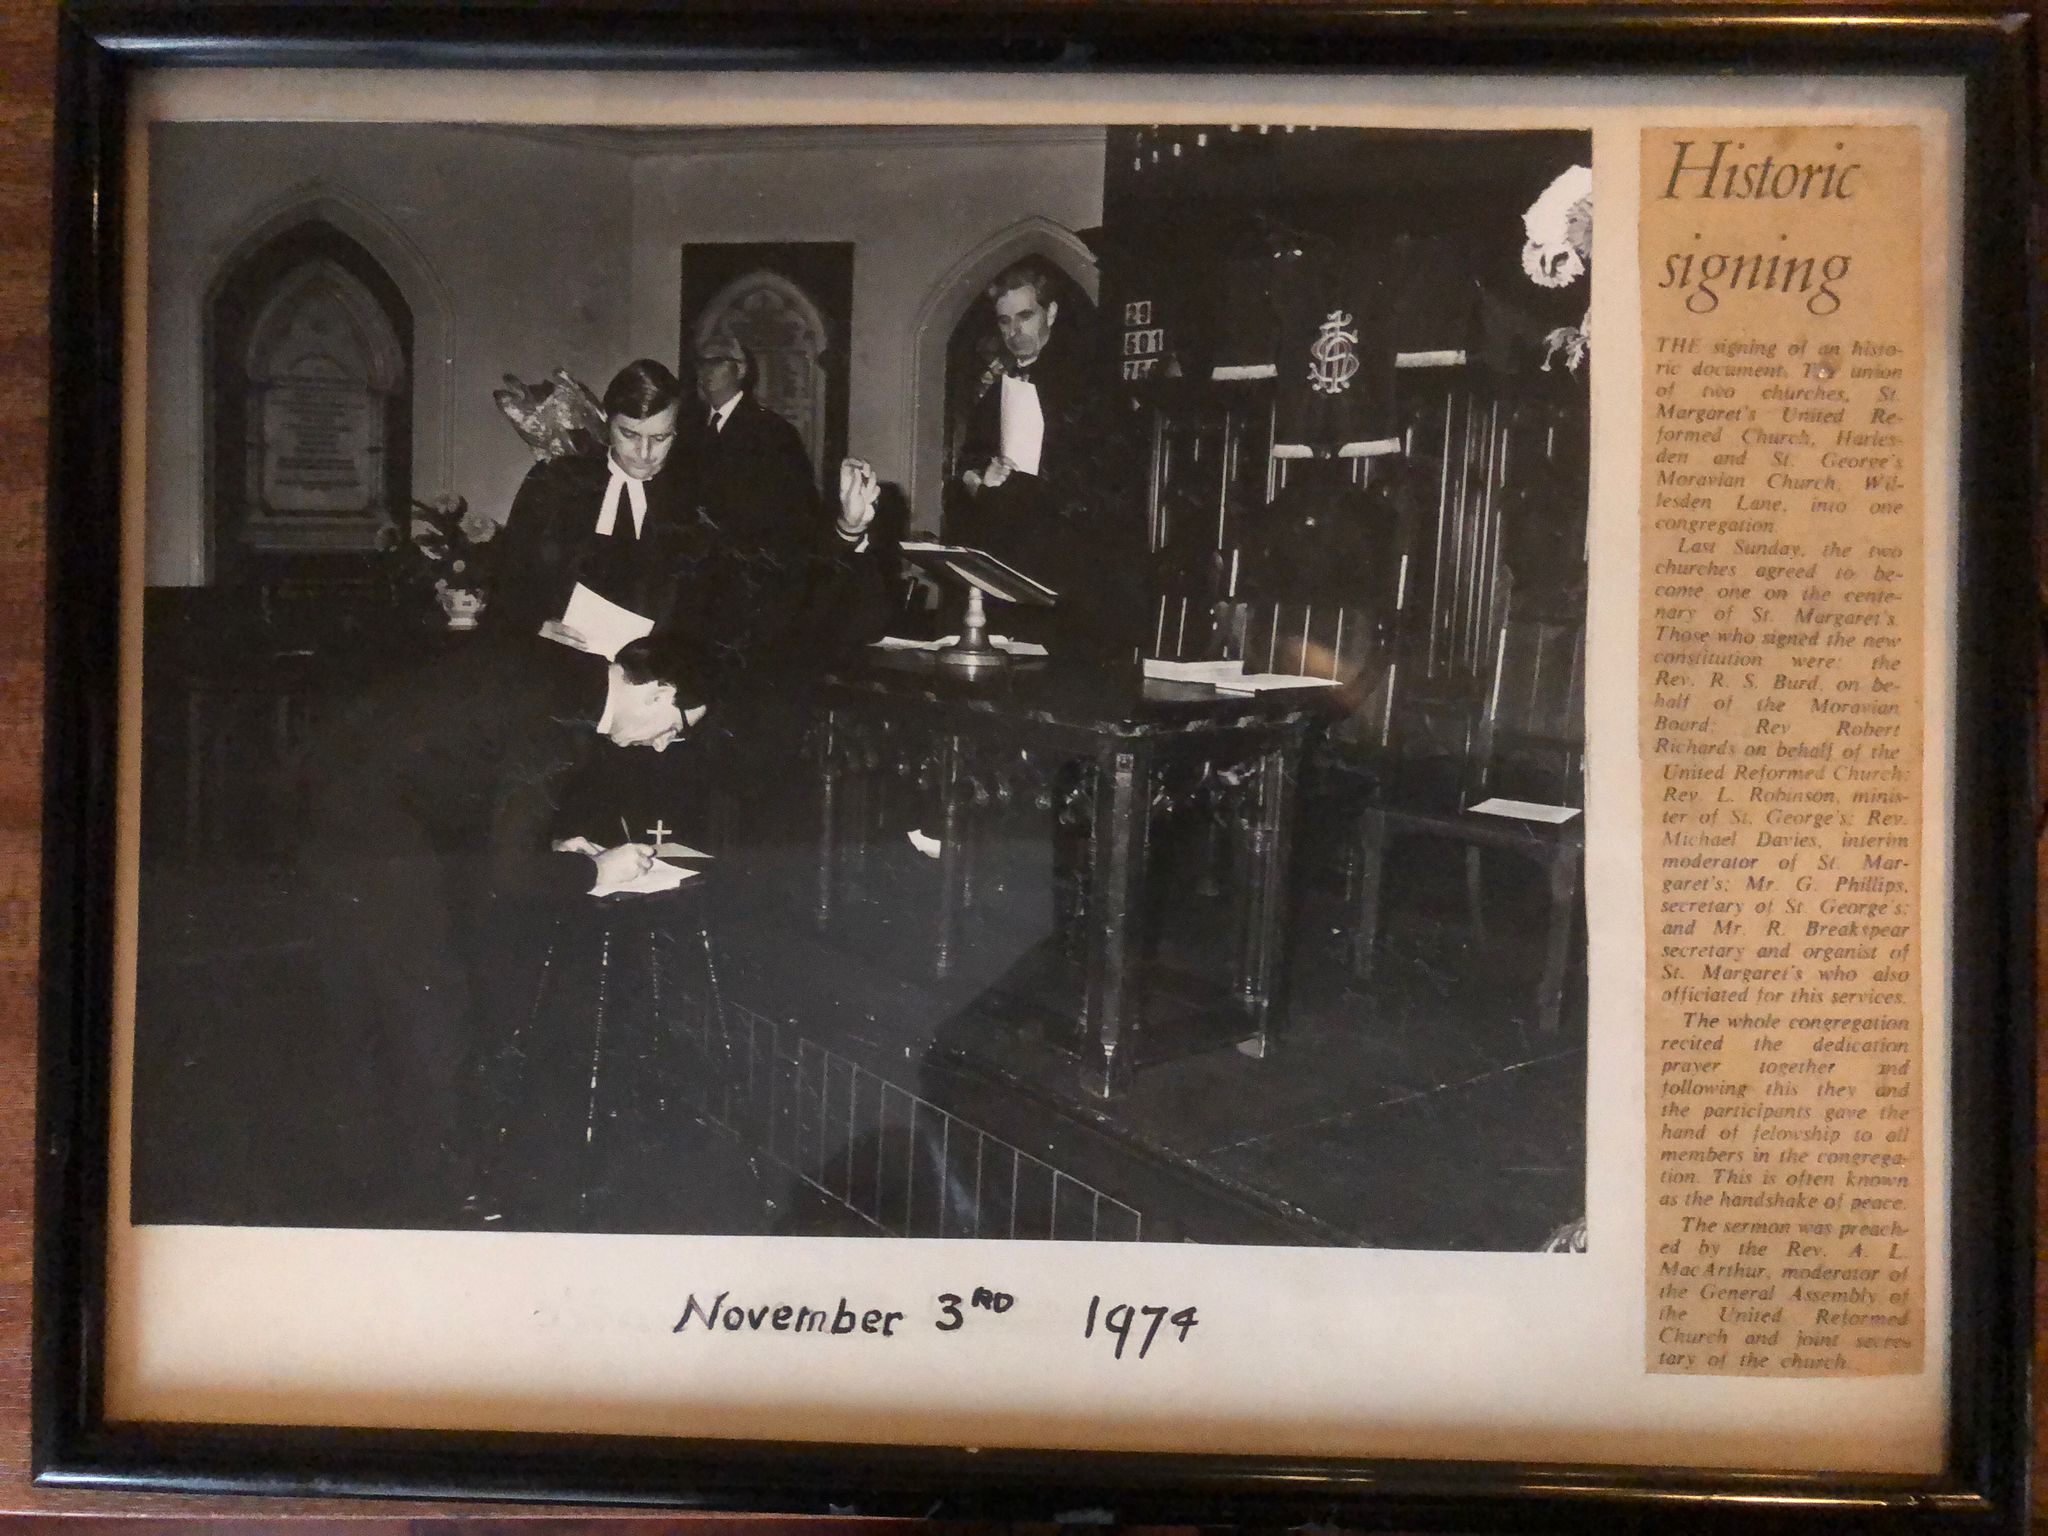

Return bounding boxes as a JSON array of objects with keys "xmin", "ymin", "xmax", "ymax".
[
  {"xmin": 1143, "ymin": 657, "xmax": 1247, "ymax": 685},
  {"xmin": 1211, "ymin": 672, "xmax": 1341, "ymax": 694},
  {"xmin": 869, "ymin": 634, "xmax": 1050, "ymax": 657},
  {"xmin": 1467, "ymin": 798, "xmax": 1582, "ymax": 824},
  {"xmin": 650, "ymin": 843, "xmax": 713, "ymax": 861},
  {"xmin": 1143, "ymin": 659, "xmax": 1338, "ymax": 692},
  {"xmin": 560, "ymin": 582, "xmax": 654, "ymax": 661},
  {"xmin": 593, "ymin": 857, "xmax": 697, "ymax": 897}
]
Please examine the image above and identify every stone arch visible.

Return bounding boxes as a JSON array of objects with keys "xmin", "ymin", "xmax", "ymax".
[
  {"xmin": 906, "ymin": 217, "xmax": 1099, "ymax": 527},
  {"xmin": 242, "ymin": 258, "xmax": 408, "ymax": 392},
  {"xmin": 202, "ymin": 184, "xmax": 455, "ymax": 529},
  {"xmin": 207, "ymin": 219, "xmax": 417, "ymax": 569}
]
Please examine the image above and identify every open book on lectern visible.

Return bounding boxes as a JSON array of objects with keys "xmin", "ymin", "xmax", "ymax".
[{"xmin": 897, "ymin": 542, "xmax": 1058, "ymax": 607}]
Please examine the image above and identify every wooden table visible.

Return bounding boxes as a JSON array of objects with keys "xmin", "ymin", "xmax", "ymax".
[{"xmin": 813, "ymin": 654, "xmax": 1320, "ymax": 1097}]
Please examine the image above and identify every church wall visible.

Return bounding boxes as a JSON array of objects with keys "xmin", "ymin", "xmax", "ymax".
[
  {"xmin": 144, "ymin": 124, "xmax": 633, "ymax": 586},
  {"xmin": 627, "ymin": 129, "xmax": 1105, "ymax": 524},
  {"xmin": 142, "ymin": 124, "xmax": 1107, "ymax": 585}
]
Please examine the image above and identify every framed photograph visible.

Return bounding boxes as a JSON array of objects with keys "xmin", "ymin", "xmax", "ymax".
[{"xmin": 34, "ymin": 2, "xmax": 2035, "ymax": 1526}]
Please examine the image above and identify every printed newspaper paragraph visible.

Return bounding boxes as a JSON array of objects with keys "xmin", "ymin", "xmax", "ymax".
[{"xmin": 1639, "ymin": 126, "xmax": 1925, "ymax": 1377}]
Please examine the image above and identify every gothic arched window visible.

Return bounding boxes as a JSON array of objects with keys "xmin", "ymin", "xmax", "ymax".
[{"xmin": 209, "ymin": 222, "xmax": 412, "ymax": 574}]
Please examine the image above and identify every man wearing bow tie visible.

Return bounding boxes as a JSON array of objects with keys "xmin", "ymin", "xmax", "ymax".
[
  {"xmin": 947, "ymin": 259, "xmax": 1140, "ymax": 658},
  {"xmin": 488, "ymin": 358, "xmax": 690, "ymax": 641},
  {"xmin": 953, "ymin": 260, "xmax": 1070, "ymax": 505}
]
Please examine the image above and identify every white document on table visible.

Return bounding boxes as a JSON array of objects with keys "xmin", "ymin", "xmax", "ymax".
[
  {"xmin": 594, "ymin": 858, "xmax": 699, "ymax": 897},
  {"xmin": 1144, "ymin": 658, "xmax": 1341, "ymax": 692},
  {"xmin": 1143, "ymin": 657, "xmax": 1247, "ymax": 685},
  {"xmin": 561, "ymin": 583, "xmax": 654, "ymax": 661},
  {"xmin": 1467, "ymin": 798, "xmax": 1582, "ymax": 824},
  {"xmin": 1211, "ymin": 672, "xmax": 1342, "ymax": 694},
  {"xmin": 871, "ymin": 634, "xmax": 1050, "ymax": 657}
]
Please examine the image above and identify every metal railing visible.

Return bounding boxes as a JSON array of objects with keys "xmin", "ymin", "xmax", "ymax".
[{"xmin": 661, "ymin": 955, "xmax": 1142, "ymax": 1242}]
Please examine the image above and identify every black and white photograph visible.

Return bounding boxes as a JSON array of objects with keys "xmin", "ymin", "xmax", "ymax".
[
  {"xmin": 35, "ymin": 15, "xmax": 2029, "ymax": 1511},
  {"xmin": 129, "ymin": 115, "xmax": 1595, "ymax": 1252}
]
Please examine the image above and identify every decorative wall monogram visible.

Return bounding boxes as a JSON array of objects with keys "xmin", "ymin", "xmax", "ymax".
[{"xmin": 1306, "ymin": 308, "xmax": 1361, "ymax": 395}]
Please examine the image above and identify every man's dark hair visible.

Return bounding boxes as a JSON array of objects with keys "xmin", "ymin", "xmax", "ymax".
[
  {"xmin": 602, "ymin": 358, "xmax": 683, "ymax": 421},
  {"xmin": 615, "ymin": 630, "xmax": 708, "ymax": 708},
  {"xmin": 986, "ymin": 258, "xmax": 1059, "ymax": 309}
]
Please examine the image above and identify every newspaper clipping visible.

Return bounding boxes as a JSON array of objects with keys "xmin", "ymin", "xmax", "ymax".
[{"xmin": 1640, "ymin": 125, "xmax": 1925, "ymax": 1378}]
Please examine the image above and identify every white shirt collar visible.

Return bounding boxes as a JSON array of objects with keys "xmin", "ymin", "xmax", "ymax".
[
  {"xmin": 708, "ymin": 394, "xmax": 741, "ymax": 433},
  {"xmin": 595, "ymin": 667, "xmax": 621, "ymax": 737},
  {"xmin": 595, "ymin": 457, "xmax": 648, "ymax": 537}
]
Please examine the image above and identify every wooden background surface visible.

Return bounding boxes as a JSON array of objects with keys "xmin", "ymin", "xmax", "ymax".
[{"xmin": 0, "ymin": 2, "xmax": 2035, "ymax": 1527}]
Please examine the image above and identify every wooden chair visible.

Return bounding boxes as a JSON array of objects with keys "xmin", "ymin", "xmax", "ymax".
[
  {"xmin": 1148, "ymin": 591, "xmax": 1405, "ymax": 916},
  {"xmin": 1150, "ymin": 591, "xmax": 1396, "ymax": 690},
  {"xmin": 1146, "ymin": 537, "xmax": 1237, "ymax": 663},
  {"xmin": 1351, "ymin": 593, "xmax": 1586, "ymax": 1034}
]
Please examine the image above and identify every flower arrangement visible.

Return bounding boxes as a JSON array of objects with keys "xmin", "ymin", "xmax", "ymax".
[
  {"xmin": 384, "ymin": 493, "xmax": 500, "ymax": 628},
  {"xmin": 1519, "ymin": 163, "xmax": 1593, "ymax": 375},
  {"xmin": 493, "ymin": 368, "xmax": 608, "ymax": 462}
]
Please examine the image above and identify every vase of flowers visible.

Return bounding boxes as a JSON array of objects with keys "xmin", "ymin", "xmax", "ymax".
[
  {"xmin": 436, "ymin": 586, "xmax": 486, "ymax": 630},
  {"xmin": 389, "ymin": 493, "xmax": 499, "ymax": 629}
]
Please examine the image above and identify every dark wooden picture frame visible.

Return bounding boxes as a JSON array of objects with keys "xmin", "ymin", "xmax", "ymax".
[{"xmin": 32, "ymin": 3, "xmax": 2036, "ymax": 1527}]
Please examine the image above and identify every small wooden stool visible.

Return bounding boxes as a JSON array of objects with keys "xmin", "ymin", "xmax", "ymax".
[{"xmin": 479, "ymin": 879, "xmax": 731, "ymax": 1221}]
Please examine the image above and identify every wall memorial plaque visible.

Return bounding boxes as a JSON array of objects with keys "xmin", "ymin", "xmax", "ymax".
[
  {"xmin": 234, "ymin": 256, "xmax": 399, "ymax": 549},
  {"xmin": 259, "ymin": 374, "xmax": 379, "ymax": 514}
]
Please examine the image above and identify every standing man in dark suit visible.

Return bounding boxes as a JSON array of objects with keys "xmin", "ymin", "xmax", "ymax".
[
  {"xmin": 685, "ymin": 332, "xmax": 819, "ymax": 535},
  {"xmin": 660, "ymin": 332, "xmax": 892, "ymax": 841},
  {"xmin": 672, "ymin": 332, "xmax": 893, "ymax": 678},
  {"xmin": 296, "ymin": 632, "xmax": 707, "ymax": 1215},
  {"xmin": 487, "ymin": 358, "xmax": 689, "ymax": 641},
  {"xmin": 946, "ymin": 259, "xmax": 1142, "ymax": 659}
]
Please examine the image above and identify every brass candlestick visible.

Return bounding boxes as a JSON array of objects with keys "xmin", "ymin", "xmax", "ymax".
[{"xmin": 934, "ymin": 585, "xmax": 1008, "ymax": 674}]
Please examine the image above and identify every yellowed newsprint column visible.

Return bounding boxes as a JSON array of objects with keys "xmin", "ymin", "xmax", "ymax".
[{"xmin": 1639, "ymin": 127, "xmax": 1925, "ymax": 1378}]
